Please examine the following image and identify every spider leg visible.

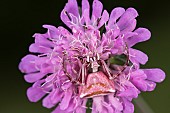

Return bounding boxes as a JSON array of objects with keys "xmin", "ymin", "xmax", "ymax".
[
  {"xmin": 81, "ymin": 63, "xmax": 87, "ymax": 85},
  {"xmin": 77, "ymin": 62, "xmax": 88, "ymax": 85},
  {"xmin": 101, "ymin": 60, "xmax": 114, "ymax": 80},
  {"xmin": 115, "ymin": 43, "xmax": 130, "ymax": 76},
  {"xmin": 62, "ymin": 57, "xmax": 82, "ymax": 85}
]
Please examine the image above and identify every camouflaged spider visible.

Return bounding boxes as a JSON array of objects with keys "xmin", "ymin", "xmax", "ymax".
[{"xmin": 62, "ymin": 45, "xmax": 129, "ymax": 98}]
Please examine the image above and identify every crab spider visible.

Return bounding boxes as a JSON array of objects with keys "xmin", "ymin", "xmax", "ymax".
[{"xmin": 62, "ymin": 45, "xmax": 130, "ymax": 98}]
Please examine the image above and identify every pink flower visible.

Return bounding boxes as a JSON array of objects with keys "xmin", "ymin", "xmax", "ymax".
[{"xmin": 19, "ymin": 0, "xmax": 165, "ymax": 113}]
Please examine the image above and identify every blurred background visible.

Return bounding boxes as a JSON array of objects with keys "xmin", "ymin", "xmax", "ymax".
[{"xmin": 0, "ymin": 0, "xmax": 169, "ymax": 113}]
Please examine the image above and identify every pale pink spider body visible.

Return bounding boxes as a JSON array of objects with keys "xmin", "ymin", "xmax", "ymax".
[
  {"xmin": 62, "ymin": 44, "xmax": 130, "ymax": 98},
  {"xmin": 79, "ymin": 71, "xmax": 115, "ymax": 98}
]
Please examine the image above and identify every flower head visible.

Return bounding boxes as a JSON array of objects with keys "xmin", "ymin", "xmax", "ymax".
[{"xmin": 19, "ymin": 0, "xmax": 165, "ymax": 113}]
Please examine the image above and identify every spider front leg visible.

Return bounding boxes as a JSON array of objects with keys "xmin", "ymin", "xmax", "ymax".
[
  {"xmin": 115, "ymin": 43, "xmax": 130, "ymax": 76},
  {"xmin": 101, "ymin": 60, "xmax": 114, "ymax": 80},
  {"xmin": 62, "ymin": 57, "xmax": 82, "ymax": 85},
  {"xmin": 101, "ymin": 44, "xmax": 130, "ymax": 79},
  {"xmin": 77, "ymin": 62, "xmax": 88, "ymax": 85}
]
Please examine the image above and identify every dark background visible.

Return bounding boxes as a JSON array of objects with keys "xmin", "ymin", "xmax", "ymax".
[{"xmin": 0, "ymin": 0, "xmax": 169, "ymax": 113}]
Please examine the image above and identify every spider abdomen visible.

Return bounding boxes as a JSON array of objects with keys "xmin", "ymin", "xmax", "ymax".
[{"xmin": 79, "ymin": 71, "xmax": 115, "ymax": 98}]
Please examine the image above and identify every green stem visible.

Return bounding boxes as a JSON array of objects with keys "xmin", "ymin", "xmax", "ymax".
[{"xmin": 134, "ymin": 95, "xmax": 154, "ymax": 113}]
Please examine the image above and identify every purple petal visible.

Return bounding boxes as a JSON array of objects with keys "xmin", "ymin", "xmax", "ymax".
[
  {"xmin": 82, "ymin": 0, "xmax": 89, "ymax": 14},
  {"xmin": 129, "ymin": 48, "xmax": 148, "ymax": 65},
  {"xmin": 130, "ymin": 70, "xmax": 148, "ymax": 91},
  {"xmin": 92, "ymin": 0, "xmax": 103, "ymax": 21},
  {"xmin": 76, "ymin": 107, "xmax": 86, "ymax": 113},
  {"xmin": 34, "ymin": 33, "xmax": 54, "ymax": 48},
  {"xmin": 65, "ymin": 99, "xmax": 76, "ymax": 112},
  {"xmin": 100, "ymin": 52, "xmax": 111, "ymax": 60},
  {"xmin": 102, "ymin": 101, "xmax": 114, "ymax": 113},
  {"xmin": 118, "ymin": 87, "xmax": 138, "ymax": 98},
  {"xmin": 27, "ymin": 81, "xmax": 46, "ymax": 102},
  {"xmin": 74, "ymin": 99, "xmax": 87, "ymax": 113},
  {"xmin": 51, "ymin": 89, "xmax": 63, "ymax": 104},
  {"xmin": 127, "ymin": 28, "xmax": 151, "ymax": 47},
  {"xmin": 146, "ymin": 80, "xmax": 156, "ymax": 91},
  {"xmin": 143, "ymin": 68, "xmax": 166, "ymax": 83},
  {"xmin": 82, "ymin": 0, "xmax": 90, "ymax": 24},
  {"xmin": 83, "ymin": 9, "xmax": 91, "ymax": 25},
  {"xmin": 131, "ymin": 78, "xmax": 147, "ymax": 91},
  {"xmin": 58, "ymin": 26, "xmax": 71, "ymax": 36},
  {"xmin": 60, "ymin": 10, "xmax": 72, "ymax": 28},
  {"xmin": 40, "ymin": 63, "xmax": 54, "ymax": 74},
  {"xmin": 52, "ymin": 107, "xmax": 70, "ymax": 113},
  {"xmin": 113, "ymin": 36, "xmax": 125, "ymax": 54},
  {"xmin": 122, "ymin": 98, "xmax": 134, "ymax": 113},
  {"xmin": 92, "ymin": 97, "xmax": 103, "ymax": 113},
  {"xmin": 60, "ymin": 0, "xmax": 79, "ymax": 28},
  {"xmin": 64, "ymin": 0, "xmax": 79, "ymax": 17},
  {"xmin": 33, "ymin": 57, "xmax": 47, "ymax": 67},
  {"xmin": 110, "ymin": 27, "xmax": 120, "ymax": 39},
  {"xmin": 117, "ymin": 8, "xmax": 138, "ymax": 32},
  {"xmin": 111, "ymin": 49, "xmax": 118, "ymax": 55},
  {"xmin": 42, "ymin": 90, "xmax": 55, "ymax": 108},
  {"xmin": 108, "ymin": 7, "xmax": 125, "ymax": 29},
  {"xmin": 101, "ymin": 34, "xmax": 108, "ymax": 47},
  {"xmin": 96, "ymin": 46, "xmax": 103, "ymax": 53},
  {"xmin": 121, "ymin": 19, "xmax": 136, "ymax": 33},
  {"xmin": 29, "ymin": 43, "xmax": 52, "ymax": 53},
  {"xmin": 61, "ymin": 82, "xmax": 72, "ymax": 90},
  {"xmin": 42, "ymin": 25, "xmax": 59, "ymax": 39},
  {"xmin": 97, "ymin": 10, "xmax": 109, "ymax": 28},
  {"xmin": 24, "ymin": 72, "xmax": 46, "ymax": 83},
  {"xmin": 19, "ymin": 55, "xmax": 38, "ymax": 73},
  {"xmin": 130, "ymin": 70, "xmax": 147, "ymax": 79},
  {"xmin": 124, "ymin": 32, "xmax": 138, "ymax": 40},
  {"xmin": 60, "ymin": 89, "xmax": 73, "ymax": 110},
  {"xmin": 108, "ymin": 94, "xmax": 123, "ymax": 111}
]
